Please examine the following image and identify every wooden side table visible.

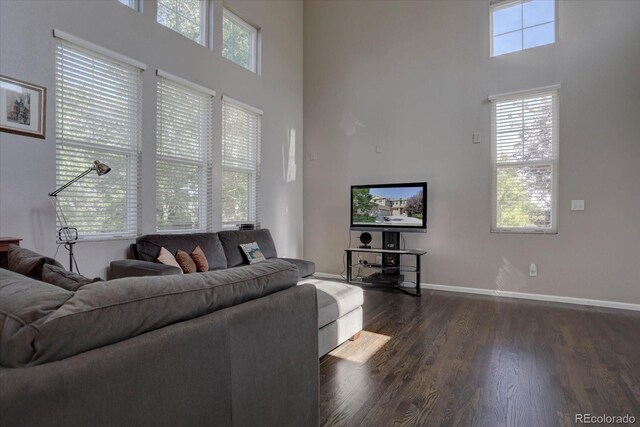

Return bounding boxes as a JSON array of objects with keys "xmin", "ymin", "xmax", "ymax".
[{"xmin": 0, "ymin": 237, "xmax": 22, "ymax": 269}]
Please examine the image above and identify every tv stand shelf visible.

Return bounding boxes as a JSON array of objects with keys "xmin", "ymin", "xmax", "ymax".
[{"xmin": 345, "ymin": 247, "xmax": 426, "ymax": 296}]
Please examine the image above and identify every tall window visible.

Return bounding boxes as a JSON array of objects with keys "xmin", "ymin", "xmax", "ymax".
[
  {"xmin": 157, "ymin": 0, "xmax": 205, "ymax": 45},
  {"xmin": 156, "ymin": 72, "xmax": 214, "ymax": 232},
  {"xmin": 491, "ymin": 0, "xmax": 556, "ymax": 57},
  {"xmin": 491, "ymin": 88, "xmax": 558, "ymax": 233},
  {"xmin": 221, "ymin": 96, "xmax": 262, "ymax": 228},
  {"xmin": 222, "ymin": 8, "xmax": 258, "ymax": 73},
  {"xmin": 55, "ymin": 39, "xmax": 142, "ymax": 239}
]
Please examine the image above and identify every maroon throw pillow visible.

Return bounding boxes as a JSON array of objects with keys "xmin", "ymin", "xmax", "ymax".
[
  {"xmin": 175, "ymin": 250, "xmax": 197, "ymax": 274},
  {"xmin": 190, "ymin": 245, "xmax": 209, "ymax": 272}
]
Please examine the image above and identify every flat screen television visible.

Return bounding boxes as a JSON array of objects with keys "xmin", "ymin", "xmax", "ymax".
[{"xmin": 351, "ymin": 182, "xmax": 427, "ymax": 232}]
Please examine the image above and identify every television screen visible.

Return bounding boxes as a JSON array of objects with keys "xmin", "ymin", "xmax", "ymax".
[{"xmin": 351, "ymin": 182, "xmax": 427, "ymax": 231}]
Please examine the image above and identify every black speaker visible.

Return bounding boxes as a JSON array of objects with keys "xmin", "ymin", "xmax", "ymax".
[
  {"xmin": 382, "ymin": 231, "xmax": 400, "ymax": 269},
  {"xmin": 359, "ymin": 232, "xmax": 372, "ymax": 249}
]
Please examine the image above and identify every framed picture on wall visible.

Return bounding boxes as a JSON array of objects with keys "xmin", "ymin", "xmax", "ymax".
[{"xmin": 0, "ymin": 75, "xmax": 46, "ymax": 139}]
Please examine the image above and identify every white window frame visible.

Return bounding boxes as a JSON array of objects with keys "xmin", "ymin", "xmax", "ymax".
[
  {"xmin": 157, "ymin": 0, "xmax": 208, "ymax": 46},
  {"xmin": 490, "ymin": 0, "xmax": 558, "ymax": 57},
  {"xmin": 155, "ymin": 70, "xmax": 215, "ymax": 233},
  {"xmin": 222, "ymin": 8, "xmax": 259, "ymax": 73},
  {"xmin": 54, "ymin": 31, "xmax": 144, "ymax": 241},
  {"xmin": 221, "ymin": 95, "xmax": 262, "ymax": 228},
  {"xmin": 490, "ymin": 85, "xmax": 559, "ymax": 234}
]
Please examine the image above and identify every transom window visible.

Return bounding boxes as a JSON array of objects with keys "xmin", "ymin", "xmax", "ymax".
[
  {"xmin": 117, "ymin": 0, "xmax": 140, "ymax": 11},
  {"xmin": 491, "ymin": 0, "xmax": 556, "ymax": 57},
  {"xmin": 222, "ymin": 8, "xmax": 258, "ymax": 73},
  {"xmin": 157, "ymin": 0, "xmax": 205, "ymax": 45},
  {"xmin": 491, "ymin": 88, "xmax": 559, "ymax": 233}
]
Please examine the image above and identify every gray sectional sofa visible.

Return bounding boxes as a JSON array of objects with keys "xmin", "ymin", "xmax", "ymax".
[
  {"xmin": 110, "ymin": 229, "xmax": 316, "ymax": 279},
  {"xmin": 0, "ymin": 254, "xmax": 319, "ymax": 426},
  {"xmin": 109, "ymin": 228, "xmax": 363, "ymax": 358}
]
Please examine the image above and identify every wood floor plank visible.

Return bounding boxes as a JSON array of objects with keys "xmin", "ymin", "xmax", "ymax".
[{"xmin": 320, "ymin": 288, "xmax": 640, "ymax": 426}]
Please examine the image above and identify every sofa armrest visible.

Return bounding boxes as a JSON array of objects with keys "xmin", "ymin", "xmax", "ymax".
[
  {"xmin": 109, "ymin": 259, "xmax": 181, "ymax": 279},
  {"xmin": 279, "ymin": 258, "xmax": 316, "ymax": 278}
]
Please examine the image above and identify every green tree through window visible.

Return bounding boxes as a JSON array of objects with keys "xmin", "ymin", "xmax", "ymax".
[
  {"xmin": 222, "ymin": 9, "xmax": 257, "ymax": 72},
  {"xmin": 493, "ymin": 90, "xmax": 558, "ymax": 232}
]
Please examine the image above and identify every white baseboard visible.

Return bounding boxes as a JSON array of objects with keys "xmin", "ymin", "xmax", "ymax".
[
  {"xmin": 313, "ymin": 272, "xmax": 344, "ymax": 280},
  {"xmin": 416, "ymin": 283, "xmax": 640, "ymax": 312},
  {"xmin": 313, "ymin": 273, "xmax": 640, "ymax": 312}
]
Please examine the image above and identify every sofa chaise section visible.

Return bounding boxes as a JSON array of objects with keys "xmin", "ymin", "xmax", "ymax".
[{"xmin": 300, "ymin": 278, "xmax": 364, "ymax": 357}]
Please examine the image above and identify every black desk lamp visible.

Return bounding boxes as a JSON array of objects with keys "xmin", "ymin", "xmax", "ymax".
[{"xmin": 48, "ymin": 160, "xmax": 111, "ymax": 272}]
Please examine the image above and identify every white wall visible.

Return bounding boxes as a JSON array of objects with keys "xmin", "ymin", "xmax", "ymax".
[
  {"xmin": 304, "ymin": 0, "xmax": 640, "ymax": 304},
  {"xmin": 0, "ymin": 0, "xmax": 303, "ymax": 278}
]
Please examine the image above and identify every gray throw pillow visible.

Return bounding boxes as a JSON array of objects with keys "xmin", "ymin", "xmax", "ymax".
[
  {"xmin": 7, "ymin": 245, "xmax": 64, "ymax": 281},
  {"xmin": 42, "ymin": 264, "xmax": 102, "ymax": 292}
]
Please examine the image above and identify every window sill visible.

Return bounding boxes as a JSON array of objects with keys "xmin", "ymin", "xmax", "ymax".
[
  {"xmin": 56, "ymin": 235, "xmax": 137, "ymax": 244},
  {"xmin": 491, "ymin": 229, "xmax": 557, "ymax": 235}
]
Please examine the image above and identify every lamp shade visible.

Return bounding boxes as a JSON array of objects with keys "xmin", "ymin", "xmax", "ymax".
[{"xmin": 94, "ymin": 160, "xmax": 111, "ymax": 176}]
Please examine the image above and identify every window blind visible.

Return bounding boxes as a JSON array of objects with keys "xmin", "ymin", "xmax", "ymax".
[
  {"xmin": 491, "ymin": 89, "xmax": 558, "ymax": 233},
  {"xmin": 221, "ymin": 97, "xmax": 262, "ymax": 228},
  {"xmin": 55, "ymin": 40, "xmax": 142, "ymax": 239},
  {"xmin": 156, "ymin": 75, "xmax": 214, "ymax": 232}
]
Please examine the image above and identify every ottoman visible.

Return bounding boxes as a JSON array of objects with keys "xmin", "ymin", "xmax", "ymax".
[{"xmin": 299, "ymin": 279, "xmax": 364, "ymax": 357}]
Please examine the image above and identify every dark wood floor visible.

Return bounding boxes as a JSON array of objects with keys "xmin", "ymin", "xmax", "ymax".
[{"xmin": 319, "ymin": 288, "xmax": 640, "ymax": 426}]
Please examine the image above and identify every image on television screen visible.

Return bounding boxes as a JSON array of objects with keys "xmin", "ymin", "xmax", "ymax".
[{"xmin": 352, "ymin": 185, "xmax": 425, "ymax": 227}]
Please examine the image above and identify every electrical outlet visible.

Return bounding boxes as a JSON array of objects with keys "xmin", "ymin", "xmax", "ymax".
[
  {"xmin": 375, "ymin": 255, "xmax": 382, "ymax": 265},
  {"xmin": 375, "ymin": 144, "xmax": 382, "ymax": 154},
  {"xmin": 529, "ymin": 263, "xmax": 537, "ymax": 277},
  {"xmin": 571, "ymin": 200, "xmax": 585, "ymax": 211},
  {"xmin": 472, "ymin": 132, "xmax": 481, "ymax": 144}
]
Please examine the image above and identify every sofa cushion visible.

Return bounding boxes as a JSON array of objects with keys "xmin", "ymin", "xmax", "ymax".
[
  {"xmin": 7, "ymin": 245, "xmax": 64, "ymax": 281},
  {"xmin": 280, "ymin": 258, "xmax": 315, "ymax": 278},
  {"xmin": 175, "ymin": 250, "xmax": 197, "ymax": 274},
  {"xmin": 109, "ymin": 259, "xmax": 183, "ymax": 278},
  {"xmin": 156, "ymin": 247, "xmax": 183, "ymax": 272},
  {"xmin": 0, "ymin": 259, "xmax": 299, "ymax": 367},
  {"xmin": 41, "ymin": 264, "xmax": 102, "ymax": 291},
  {"xmin": 218, "ymin": 229, "xmax": 278, "ymax": 268},
  {"xmin": 190, "ymin": 246, "xmax": 209, "ymax": 272},
  {"xmin": 136, "ymin": 233, "xmax": 227, "ymax": 271},
  {"xmin": 298, "ymin": 279, "xmax": 364, "ymax": 329},
  {"xmin": 0, "ymin": 269, "xmax": 73, "ymax": 366}
]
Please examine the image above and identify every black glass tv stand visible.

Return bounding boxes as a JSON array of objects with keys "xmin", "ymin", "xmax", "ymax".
[{"xmin": 345, "ymin": 247, "xmax": 426, "ymax": 296}]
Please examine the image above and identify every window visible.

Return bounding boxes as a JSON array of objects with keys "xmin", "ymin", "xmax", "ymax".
[
  {"xmin": 221, "ymin": 96, "xmax": 262, "ymax": 228},
  {"xmin": 491, "ymin": 0, "xmax": 556, "ymax": 57},
  {"xmin": 117, "ymin": 0, "xmax": 139, "ymax": 11},
  {"xmin": 491, "ymin": 87, "xmax": 558, "ymax": 233},
  {"xmin": 55, "ymin": 38, "xmax": 142, "ymax": 239},
  {"xmin": 156, "ymin": 71, "xmax": 214, "ymax": 232},
  {"xmin": 222, "ymin": 8, "xmax": 258, "ymax": 72},
  {"xmin": 157, "ymin": 0, "xmax": 205, "ymax": 45}
]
